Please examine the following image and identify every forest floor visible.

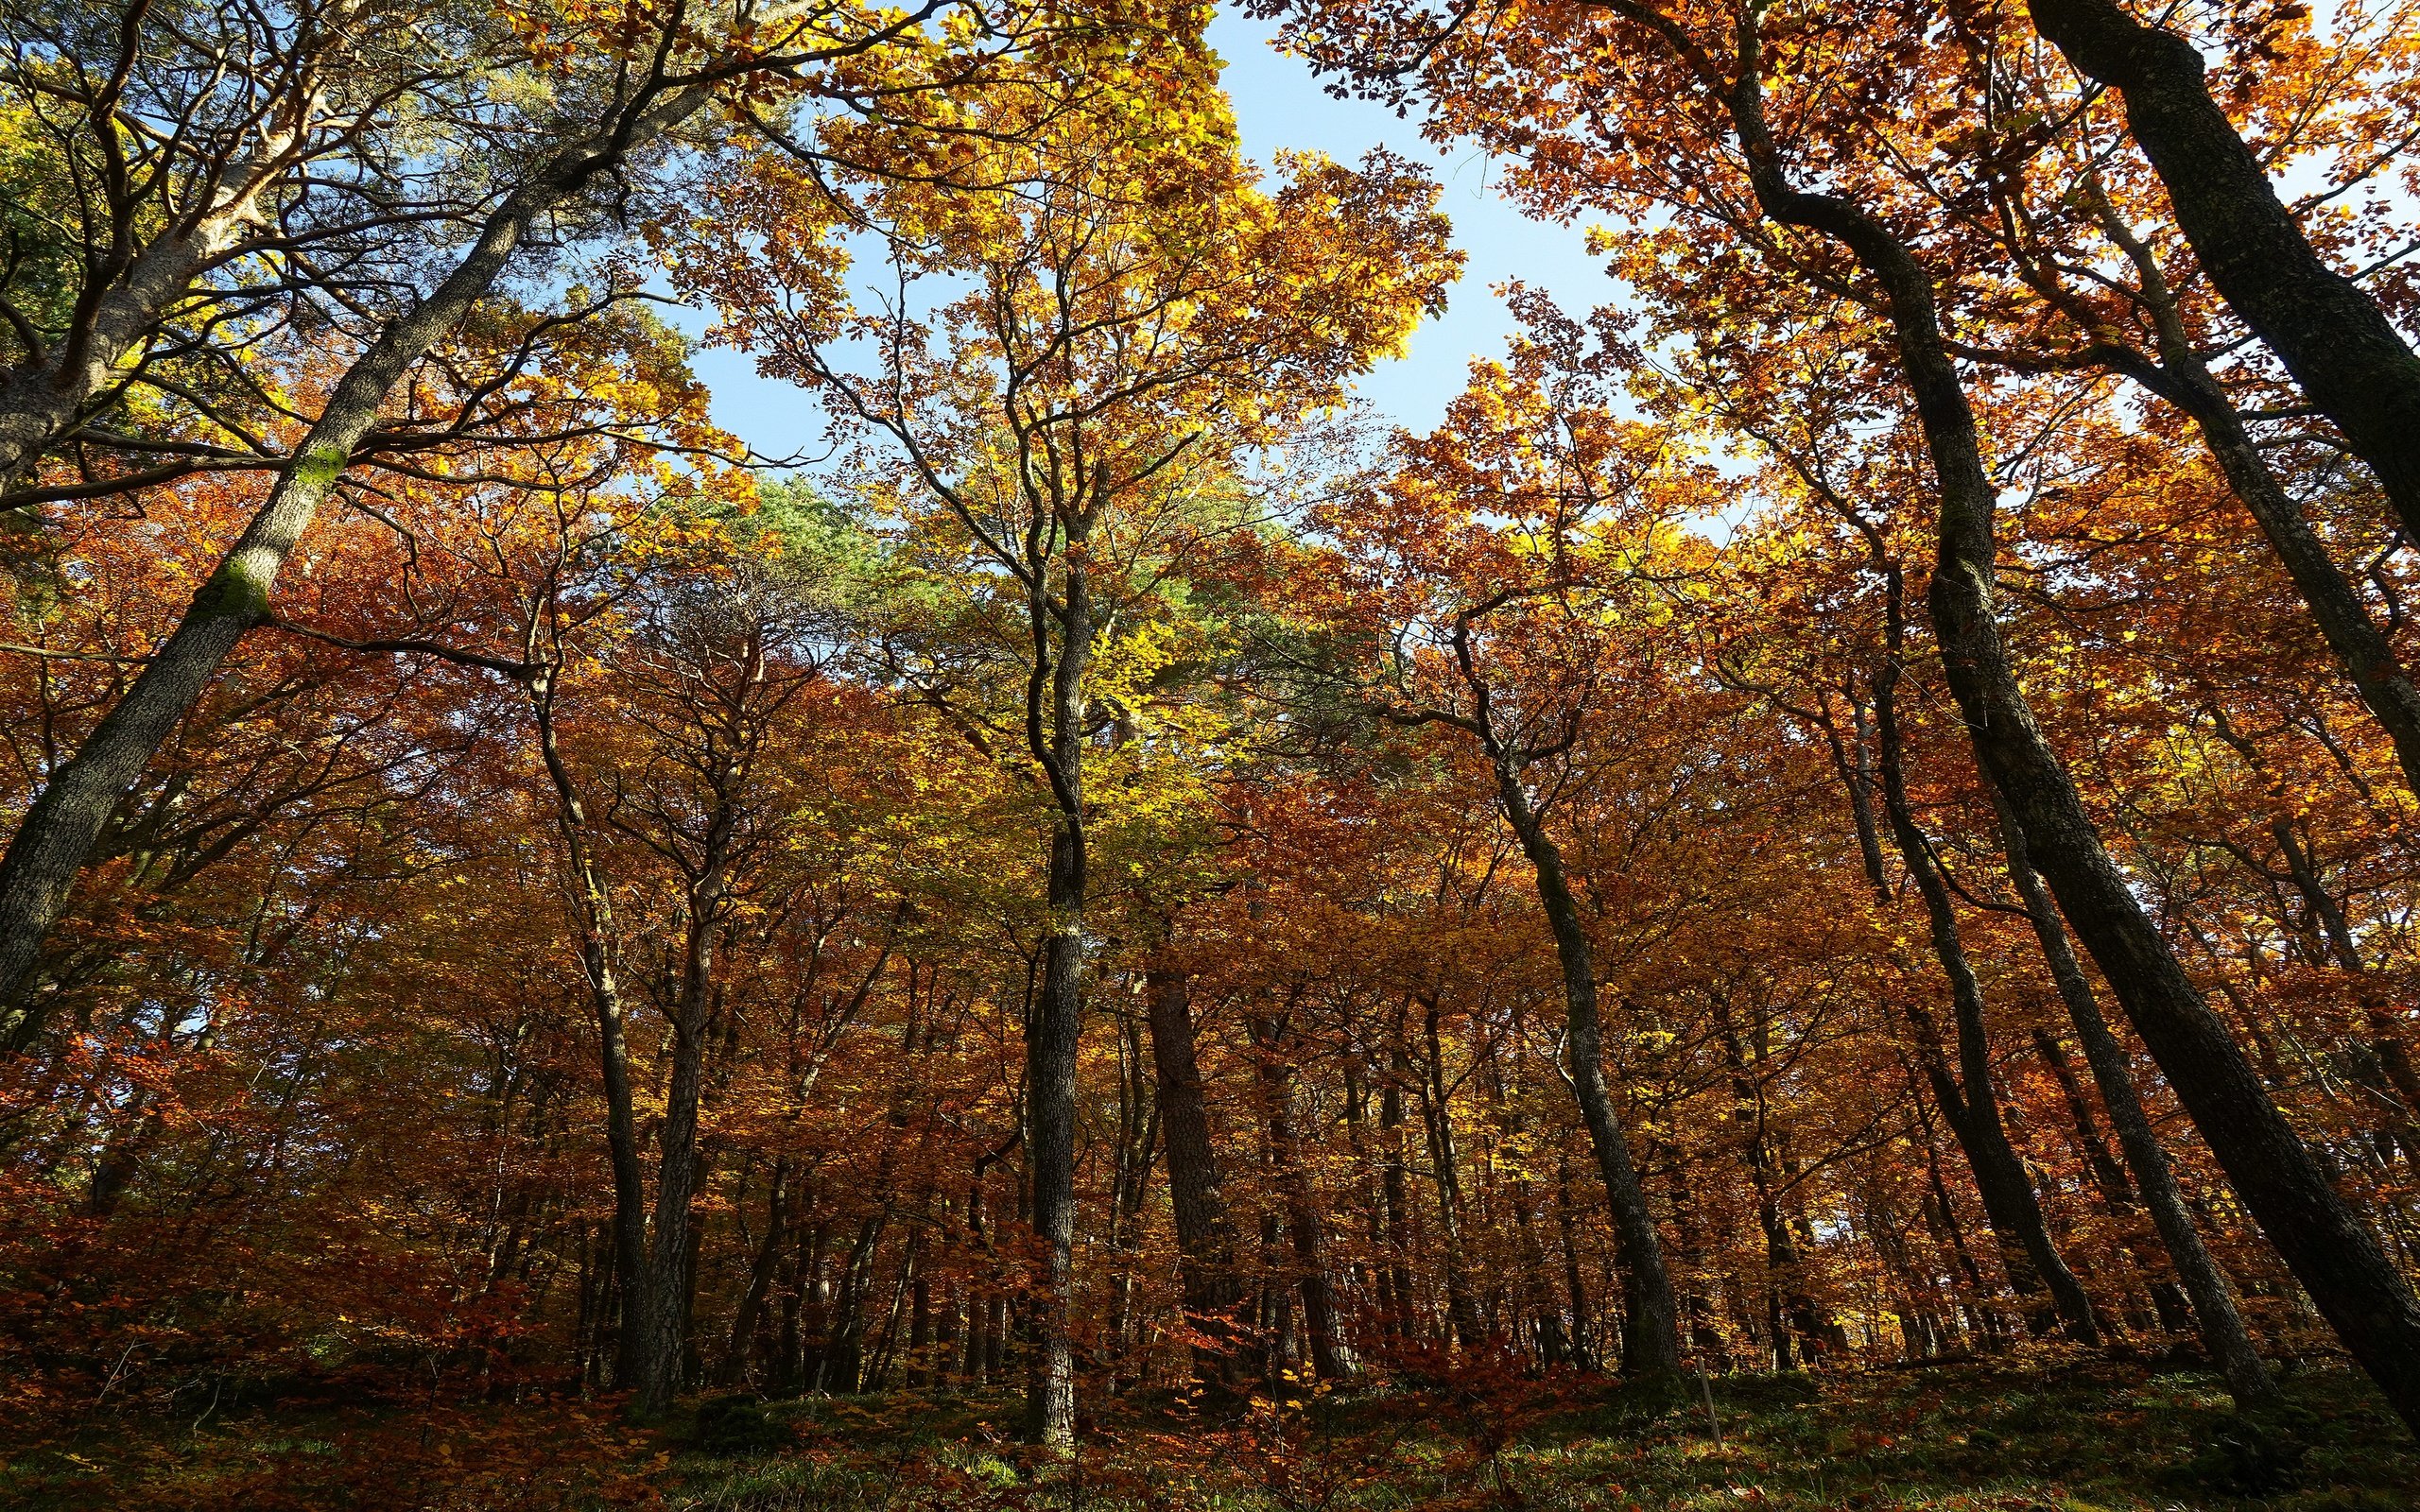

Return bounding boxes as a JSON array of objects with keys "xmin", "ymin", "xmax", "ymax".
[{"xmin": 4, "ymin": 1353, "xmax": 2414, "ymax": 1511}]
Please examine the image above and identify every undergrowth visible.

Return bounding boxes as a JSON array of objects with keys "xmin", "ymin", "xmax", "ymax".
[{"xmin": 4, "ymin": 1357, "xmax": 2413, "ymax": 1510}]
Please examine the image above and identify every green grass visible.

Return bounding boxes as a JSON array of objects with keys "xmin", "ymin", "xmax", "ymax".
[
  {"xmin": 658, "ymin": 1360, "xmax": 2418, "ymax": 1512},
  {"xmin": 5, "ymin": 1358, "xmax": 2412, "ymax": 1510}
]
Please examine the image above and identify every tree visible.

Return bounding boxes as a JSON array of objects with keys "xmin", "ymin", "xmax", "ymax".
[
  {"xmin": 683, "ymin": 34, "xmax": 1454, "ymax": 1439},
  {"xmin": 0, "ymin": 0, "xmax": 1025, "ymax": 1047},
  {"xmin": 1317, "ymin": 338, "xmax": 1703, "ymax": 1380}
]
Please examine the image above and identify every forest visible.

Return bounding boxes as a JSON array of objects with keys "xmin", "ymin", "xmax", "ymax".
[{"xmin": 4, "ymin": 0, "xmax": 2420, "ymax": 1506}]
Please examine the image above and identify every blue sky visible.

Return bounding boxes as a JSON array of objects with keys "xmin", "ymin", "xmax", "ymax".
[{"xmin": 674, "ymin": 6, "xmax": 1623, "ymax": 455}]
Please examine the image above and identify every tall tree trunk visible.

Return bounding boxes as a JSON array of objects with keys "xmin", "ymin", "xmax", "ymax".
[
  {"xmin": 1489, "ymin": 763, "xmax": 1685, "ymax": 1380},
  {"xmin": 1380, "ymin": 1026, "xmax": 1419, "ymax": 1340},
  {"xmin": 530, "ymin": 686, "xmax": 651, "ymax": 1399},
  {"xmin": 1024, "ymin": 540, "xmax": 1092, "ymax": 1449},
  {"xmin": 2031, "ymin": 1024, "xmax": 2181, "ymax": 1332},
  {"xmin": 723, "ymin": 1158, "xmax": 791, "ymax": 1386},
  {"xmin": 1705, "ymin": 34, "xmax": 2420, "ymax": 1427},
  {"xmin": 1417, "ymin": 996, "xmax": 1484, "ymax": 1348},
  {"xmin": 631, "ymin": 842, "xmax": 732, "ymax": 1415},
  {"xmin": 2266, "ymin": 818, "xmax": 2420, "ymax": 1144},
  {"xmin": 1105, "ymin": 1011, "xmax": 1158, "ymax": 1384},
  {"xmin": 1991, "ymin": 787, "xmax": 2279, "ymax": 1407},
  {"xmin": 1250, "ymin": 1005, "xmax": 1345, "ymax": 1381},
  {"xmin": 1552, "ymin": 1148, "xmax": 1599, "ymax": 1370},
  {"xmin": 2075, "ymin": 198, "xmax": 2420, "ymax": 796},
  {"xmin": 2029, "ymin": 0, "xmax": 2420, "ymax": 541},
  {"xmin": 1869, "ymin": 634, "xmax": 2100, "ymax": 1343},
  {"xmin": 1144, "ymin": 966, "xmax": 1243, "ymax": 1376},
  {"xmin": 1910, "ymin": 1072, "xmax": 2003, "ymax": 1349}
]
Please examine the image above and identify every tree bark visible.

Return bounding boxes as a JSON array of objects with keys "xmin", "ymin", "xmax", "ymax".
[
  {"xmin": 1416, "ymin": 998, "xmax": 1484, "ymax": 1348},
  {"xmin": 1704, "ymin": 27, "xmax": 2420, "ymax": 1428},
  {"xmin": 1491, "ymin": 761, "xmax": 1685, "ymax": 1380},
  {"xmin": 2079, "ymin": 198, "xmax": 2420, "ymax": 797},
  {"xmin": 1250, "ymin": 1006, "xmax": 1345, "ymax": 1381},
  {"xmin": 0, "ymin": 85, "xmax": 712, "ymax": 1046},
  {"xmin": 1869, "ymin": 637, "xmax": 2100, "ymax": 1343},
  {"xmin": 629, "ymin": 809, "xmax": 735, "ymax": 1415},
  {"xmin": 1144, "ymin": 967, "xmax": 1243, "ymax": 1374},
  {"xmin": 723, "ymin": 1158, "xmax": 791, "ymax": 1386},
  {"xmin": 1024, "ymin": 538, "xmax": 1091, "ymax": 1449},
  {"xmin": 2029, "ymin": 0, "xmax": 2420, "ymax": 541},
  {"xmin": 1990, "ymin": 786, "xmax": 2279, "ymax": 1408},
  {"xmin": 527, "ymin": 682, "xmax": 653, "ymax": 1403}
]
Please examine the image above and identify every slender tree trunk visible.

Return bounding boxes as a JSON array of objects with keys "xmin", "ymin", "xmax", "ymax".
[
  {"xmin": 1024, "ymin": 541, "xmax": 1092, "ymax": 1449},
  {"xmin": 1910, "ymin": 1073, "xmax": 2002, "ymax": 1349},
  {"xmin": 724, "ymin": 1158, "xmax": 791, "ymax": 1386},
  {"xmin": 1250, "ymin": 1006, "xmax": 1345, "ymax": 1380},
  {"xmin": 1417, "ymin": 997, "xmax": 1484, "ymax": 1348},
  {"xmin": 2267, "ymin": 818, "xmax": 2420, "ymax": 1143},
  {"xmin": 1105, "ymin": 1012, "xmax": 1158, "ymax": 1385},
  {"xmin": 1552, "ymin": 1149, "xmax": 1599, "ymax": 1370},
  {"xmin": 631, "ymin": 846, "xmax": 731, "ymax": 1415},
  {"xmin": 908, "ymin": 1244, "xmax": 933, "ymax": 1387},
  {"xmin": 1490, "ymin": 764, "xmax": 1685, "ymax": 1380},
  {"xmin": 2030, "ymin": 0, "xmax": 2420, "ymax": 541},
  {"xmin": 1869, "ymin": 641, "xmax": 2100, "ymax": 1343},
  {"xmin": 1990, "ymin": 787, "xmax": 2280, "ymax": 1408},
  {"xmin": 530, "ymin": 687, "xmax": 651, "ymax": 1398},
  {"xmin": 2031, "ymin": 1024, "xmax": 2180, "ymax": 1332},
  {"xmin": 2078, "ymin": 202, "xmax": 2420, "ymax": 796},
  {"xmin": 1380, "ymin": 1027, "xmax": 1419, "ymax": 1340}
]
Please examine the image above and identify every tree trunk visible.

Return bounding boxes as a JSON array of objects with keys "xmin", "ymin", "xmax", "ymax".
[
  {"xmin": 1991, "ymin": 787, "xmax": 2280, "ymax": 1408},
  {"xmin": 1869, "ymin": 640, "xmax": 2100, "ymax": 1344},
  {"xmin": 2030, "ymin": 0, "xmax": 2420, "ymax": 541},
  {"xmin": 1713, "ymin": 45, "xmax": 2420, "ymax": 1426},
  {"xmin": 631, "ymin": 847, "xmax": 730, "ymax": 1415},
  {"xmin": 1144, "ymin": 966, "xmax": 1243, "ymax": 1374},
  {"xmin": 2077, "ymin": 204, "xmax": 2420, "ymax": 796},
  {"xmin": 529, "ymin": 686, "xmax": 652, "ymax": 1400},
  {"xmin": 1491, "ymin": 762, "xmax": 1685, "ymax": 1380},
  {"xmin": 1417, "ymin": 996, "xmax": 1485, "ymax": 1348},
  {"xmin": 723, "ymin": 1158, "xmax": 791, "ymax": 1386},
  {"xmin": 1250, "ymin": 1006, "xmax": 1345, "ymax": 1381},
  {"xmin": 1381, "ymin": 1026, "xmax": 1420, "ymax": 1340},
  {"xmin": 1024, "ymin": 540, "xmax": 1091, "ymax": 1449}
]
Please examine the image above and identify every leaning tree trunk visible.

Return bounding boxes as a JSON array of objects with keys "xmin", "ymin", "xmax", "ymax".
[
  {"xmin": 2030, "ymin": 0, "xmax": 2420, "ymax": 543},
  {"xmin": 1988, "ymin": 786, "xmax": 2279, "ymax": 1410},
  {"xmin": 0, "ymin": 85, "xmax": 712, "ymax": 1047},
  {"xmin": 531, "ymin": 685, "xmax": 652, "ymax": 1398},
  {"xmin": 1492, "ymin": 762, "xmax": 1685, "ymax": 1381},
  {"xmin": 1716, "ymin": 46, "xmax": 2420, "ymax": 1429},
  {"xmin": 2079, "ymin": 200, "xmax": 2420, "ymax": 798},
  {"xmin": 1870, "ymin": 646, "xmax": 2100, "ymax": 1343}
]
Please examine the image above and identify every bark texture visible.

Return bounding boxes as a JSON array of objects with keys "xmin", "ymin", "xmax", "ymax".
[
  {"xmin": 0, "ymin": 85, "xmax": 711, "ymax": 1046},
  {"xmin": 2030, "ymin": 0, "xmax": 2420, "ymax": 541}
]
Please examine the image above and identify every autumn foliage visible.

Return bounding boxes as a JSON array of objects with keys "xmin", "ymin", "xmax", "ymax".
[{"xmin": 4, "ymin": 0, "xmax": 2420, "ymax": 1504}]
